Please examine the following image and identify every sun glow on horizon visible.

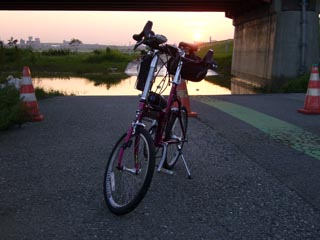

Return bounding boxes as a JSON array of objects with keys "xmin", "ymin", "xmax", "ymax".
[
  {"xmin": 193, "ymin": 32, "xmax": 202, "ymax": 42},
  {"xmin": 0, "ymin": 11, "xmax": 234, "ymax": 45}
]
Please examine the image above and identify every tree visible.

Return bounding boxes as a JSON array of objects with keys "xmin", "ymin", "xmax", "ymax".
[
  {"xmin": 69, "ymin": 38, "xmax": 82, "ymax": 46},
  {"xmin": 69, "ymin": 38, "xmax": 82, "ymax": 52},
  {"xmin": 7, "ymin": 37, "xmax": 18, "ymax": 47},
  {"xmin": 0, "ymin": 40, "xmax": 4, "ymax": 67}
]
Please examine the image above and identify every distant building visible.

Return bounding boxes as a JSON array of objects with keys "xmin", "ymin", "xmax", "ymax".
[
  {"xmin": 23, "ymin": 36, "xmax": 41, "ymax": 46},
  {"xmin": 26, "ymin": 36, "xmax": 33, "ymax": 45},
  {"xmin": 10, "ymin": 36, "xmax": 131, "ymax": 52}
]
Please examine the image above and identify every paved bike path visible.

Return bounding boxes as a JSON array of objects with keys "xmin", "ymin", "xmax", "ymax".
[
  {"xmin": 1, "ymin": 95, "xmax": 320, "ymax": 239},
  {"xmin": 192, "ymin": 94, "xmax": 320, "ymax": 210},
  {"xmin": 194, "ymin": 95, "xmax": 320, "ymax": 160}
]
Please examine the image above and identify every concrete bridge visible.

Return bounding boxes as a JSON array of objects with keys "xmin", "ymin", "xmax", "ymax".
[{"xmin": 1, "ymin": 0, "xmax": 319, "ymax": 93}]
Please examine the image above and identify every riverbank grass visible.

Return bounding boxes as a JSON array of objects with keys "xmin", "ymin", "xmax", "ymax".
[
  {"xmin": 0, "ymin": 85, "xmax": 29, "ymax": 130},
  {"xmin": 0, "ymin": 47, "xmax": 137, "ymax": 86}
]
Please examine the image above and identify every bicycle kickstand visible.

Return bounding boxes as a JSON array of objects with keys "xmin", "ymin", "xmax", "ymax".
[
  {"xmin": 179, "ymin": 150, "xmax": 192, "ymax": 179},
  {"xmin": 173, "ymin": 144, "xmax": 192, "ymax": 179},
  {"xmin": 157, "ymin": 143, "xmax": 192, "ymax": 179}
]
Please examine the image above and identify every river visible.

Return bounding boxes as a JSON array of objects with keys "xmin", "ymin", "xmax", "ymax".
[
  {"xmin": 32, "ymin": 76, "xmax": 230, "ymax": 96},
  {"xmin": 32, "ymin": 61, "xmax": 231, "ymax": 96}
]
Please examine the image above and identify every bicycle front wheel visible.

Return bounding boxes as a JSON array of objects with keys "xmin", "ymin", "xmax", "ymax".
[
  {"xmin": 164, "ymin": 106, "xmax": 188, "ymax": 169},
  {"xmin": 103, "ymin": 127, "xmax": 155, "ymax": 215}
]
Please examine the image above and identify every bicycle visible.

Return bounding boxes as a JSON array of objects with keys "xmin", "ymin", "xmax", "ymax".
[{"xmin": 103, "ymin": 21, "xmax": 217, "ymax": 215}]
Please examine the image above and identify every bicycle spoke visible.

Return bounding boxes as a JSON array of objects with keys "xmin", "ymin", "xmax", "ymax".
[
  {"xmin": 104, "ymin": 128, "xmax": 155, "ymax": 215},
  {"xmin": 164, "ymin": 107, "xmax": 188, "ymax": 169}
]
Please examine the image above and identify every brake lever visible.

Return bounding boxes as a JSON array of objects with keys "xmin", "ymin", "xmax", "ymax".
[
  {"xmin": 134, "ymin": 39, "xmax": 144, "ymax": 50},
  {"xmin": 133, "ymin": 34, "xmax": 142, "ymax": 42},
  {"xmin": 210, "ymin": 61, "xmax": 218, "ymax": 70}
]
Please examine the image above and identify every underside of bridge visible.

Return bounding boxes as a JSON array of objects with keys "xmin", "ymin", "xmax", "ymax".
[
  {"xmin": 0, "ymin": 1, "xmax": 270, "ymax": 15},
  {"xmin": 1, "ymin": 0, "xmax": 319, "ymax": 93}
]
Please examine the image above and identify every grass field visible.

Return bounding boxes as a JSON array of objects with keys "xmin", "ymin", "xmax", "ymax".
[
  {"xmin": 0, "ymin": 47, "xmax": 137, "ymax": 86},
  {"xmin": 0, "ymin": 40, "xmax": 308, "ymax": 93}
]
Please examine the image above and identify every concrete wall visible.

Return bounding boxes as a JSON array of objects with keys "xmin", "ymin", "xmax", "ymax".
[
  {"xmin": 231, "ymin": 0, "xmax": 320, "ymax": 94},
  {"xmin": 232, "ymin": 12, "xmax": 277, "ymax": 93},
  {"xmin": 273, "ymin": 10, "xmax": 319, "ymax": 81}
]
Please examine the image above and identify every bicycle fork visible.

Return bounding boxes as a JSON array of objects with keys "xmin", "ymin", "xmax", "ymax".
[{"xmin": 117, "ymin": 110, "xmax": 146, "ymax": 174}]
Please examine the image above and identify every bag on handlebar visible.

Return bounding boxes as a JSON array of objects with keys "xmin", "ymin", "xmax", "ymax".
[
  {"xmin": 167, "ymin": 53, "xmax": 208, "ymax": 82},
  {"xmin": 135, "ymin": 54, "xmax": 153, "ymax": 91}
]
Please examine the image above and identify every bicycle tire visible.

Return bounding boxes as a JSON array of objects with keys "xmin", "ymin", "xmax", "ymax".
[
  {"xmin": 103, "ymin": 127, "xmax": 155, "ymax": 215},
  {"xmin": 164, "ymin": 106, "xmax": 188, "ymax": 169}
]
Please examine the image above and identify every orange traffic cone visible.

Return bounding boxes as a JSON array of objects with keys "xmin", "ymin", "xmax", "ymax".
[
  {"xmin": 20, "ymin": 66, "xmax": 44, "ymax": 121},
  {"xmin": 177, "ymin": 79, "xmax": 198, "ymax": 117},
  {"xmin": 298, "ymin": 64, "xmax": 320, "ymax": 114}
]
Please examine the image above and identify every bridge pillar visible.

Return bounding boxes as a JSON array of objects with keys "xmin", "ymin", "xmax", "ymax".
[{"xmin": 231, "ymin": 0, "xmax": 320, "ymax": 94}]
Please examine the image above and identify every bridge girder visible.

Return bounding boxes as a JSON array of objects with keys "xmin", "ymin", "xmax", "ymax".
[{"xmin": 0, "ymin": 0, "xmax": 271, "ymax": 15}]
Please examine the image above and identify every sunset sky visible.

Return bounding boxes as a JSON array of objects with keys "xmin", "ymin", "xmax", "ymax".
[{"xmin": 0, "ymin": 11, "xmax": 234, "ymax": 45}]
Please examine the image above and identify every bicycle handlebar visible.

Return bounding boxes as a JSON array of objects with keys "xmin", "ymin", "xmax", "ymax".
[{"xmin": 133, "ymin": 21, "xmax": 218, "ymax": 70}]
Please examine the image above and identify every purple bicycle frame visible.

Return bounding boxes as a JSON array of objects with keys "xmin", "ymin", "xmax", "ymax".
[{"xmin": 116, "ymin": 48, "xmax": 184, "ymax": 171}]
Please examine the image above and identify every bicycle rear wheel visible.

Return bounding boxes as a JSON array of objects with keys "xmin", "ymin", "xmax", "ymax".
[
  {"xmin": 103, "ymin": 127, "xmax": 155, "ymax": 215},
  {"xmin": 164, "ymin": 106, "xmax": 188, "ymax": 169}
]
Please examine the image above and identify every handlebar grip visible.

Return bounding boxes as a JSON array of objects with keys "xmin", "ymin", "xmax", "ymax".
[
  {"xmin": 201, "ymin": 49, "xmax": 218, "ymax": 70},
  {"xmin": 132, "ymin": 21, "xmax": 154, "ymax": 42},
  {"xmin": 143, "ymin": 21, "xmax": 153, "ymax": 37},
  {"xmin": 202, "ymin": 49, "xmax": 213, "ymax": 63}
]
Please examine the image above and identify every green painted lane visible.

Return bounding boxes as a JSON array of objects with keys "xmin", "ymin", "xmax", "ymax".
[{"xmin": 195, "ymin": 96, "xmax": 320, "ymax": 160}]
